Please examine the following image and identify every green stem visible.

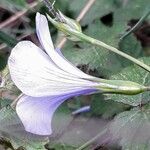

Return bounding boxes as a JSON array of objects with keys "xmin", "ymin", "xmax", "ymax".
[
  {"xmin": 47, "ymin": 12, "xmax": 150, "ymax": 72},
  {"xmin": 120, "ymin": 8, "xmax": 150, "ymax": 40},
  {"xmin": 76, "ymin": 128, "xmax": 107, "ymax": 150},
  {"xmin": 68, "ymin": 30, "xmax": 150, "ymax": 73}
]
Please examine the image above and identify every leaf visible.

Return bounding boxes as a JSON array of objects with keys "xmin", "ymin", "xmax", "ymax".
[
  {"xmin": 90, "ymin": 94, "xmax": 130, "ymax": 119},
  {"xmin": 109, "ymin": 104, "xmax": 150, "ymax": 150},
  {"xmin": 117, "ymin": 34, "xmax": 143, "ymax": 67},
  {"xmin": 0, "ymin": 31, "xmax": 18, "ymax": 48},
  {"xmin": 0, "ymin": 106, "xmax": 48, "ymax": 150},
  {"xmin": 63, "ymin": 22, "xmax": 122, "ymax": 77},
  {"xmin": 63, "ymin": 20, "xmax": 142, "ymax": 77},
  {"xmin": 62, "ymin": 0, "xmax": 147, "ymax": 78},
  {"xmin": 107, "ymin": 57, "xmax": 150, "ymax": 106}
]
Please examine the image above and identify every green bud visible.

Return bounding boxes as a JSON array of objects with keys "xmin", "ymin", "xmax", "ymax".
[
  {"xmin": 47, "ymin": 12, "xmax": 82, "ymax": 41},
  {"xmin": 94, "ymin": 79, "xmax": 148, "ymax": 95}
]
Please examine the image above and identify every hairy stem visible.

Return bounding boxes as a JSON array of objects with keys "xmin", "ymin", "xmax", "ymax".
[{"xmin": 66, "ymin": 30, "xmax": 150, "ymax": 73}]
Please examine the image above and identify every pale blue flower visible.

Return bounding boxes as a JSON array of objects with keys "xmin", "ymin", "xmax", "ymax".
[{"xmin": 8, "ymin": 13, "xmax": 103, "ymax": 135}]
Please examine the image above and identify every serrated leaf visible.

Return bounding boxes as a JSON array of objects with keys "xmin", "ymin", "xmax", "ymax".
[
  {"xmin": 108, "ymin": 57, "xmax": 150, "ymax": 106},
  {"xmin": 0, "ymin": 106, "xmax": 48, "ymax": 150},
  {"xmin": 62, "ymin": 0, "xmax": 146, "ymax": 79},
  {"xmin": 63, "ymin": 20, "xmax": 142, "ymax": 77},
  {"xmin": 109, "ymin": 104, "xmax": 150, "ymax": 150},
  {"xmin": 118, "ymin": 34, "xmax": 143, "ymax": 67}
]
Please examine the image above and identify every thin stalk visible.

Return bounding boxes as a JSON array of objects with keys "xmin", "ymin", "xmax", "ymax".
[
  {"xmin": 67, "ymin": 30, "xmax": 150, "ymax": 73},
  {"xmin": 45, "ymin": 0, "xmax": 150, "ymax": 72}
]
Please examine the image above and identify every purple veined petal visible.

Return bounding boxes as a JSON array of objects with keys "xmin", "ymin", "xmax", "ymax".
[
  {"xmin": 8, "ymin": 41, "xmax": 99, "ymax": 97},
  {"xmin": 36, "ymin": 12, "xmax": 94, "ymax": 79},
  {"xmin": 16, "ymin": 89, "xmax": 95, "ymax": 135}
]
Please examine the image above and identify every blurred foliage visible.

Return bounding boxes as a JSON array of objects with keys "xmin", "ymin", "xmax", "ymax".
[{"xmin": 0, "ymin": 0, "xmax": 150, "ymax": 149}]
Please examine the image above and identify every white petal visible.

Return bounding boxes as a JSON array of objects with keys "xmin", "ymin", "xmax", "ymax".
[
  {"xmin": 8, "ymin": 41, "xmax": 97, "ymax": 97},
  {"xmin": 36, "ymin": 12, "xmax": 93, "ymax": 79}
]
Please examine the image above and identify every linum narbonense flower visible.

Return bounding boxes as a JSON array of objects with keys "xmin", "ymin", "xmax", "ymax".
[{"xmin": 8, "ymin": 12, "xmax": 147, "ymax": 135}]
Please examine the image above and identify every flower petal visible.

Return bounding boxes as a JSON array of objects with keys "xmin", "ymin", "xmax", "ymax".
[
  {"xmin": 36, "ymin": 12, "xmax": 93, "ymax": 79},
  {"xmin": 8, "ymin": 41, "xmax": 98, "ymax": 97},
  {"xmin": 16, "ymin": 89, "xmax": 94, "ymax": 135}
]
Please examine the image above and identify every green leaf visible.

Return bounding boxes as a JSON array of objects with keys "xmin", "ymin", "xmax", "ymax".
[
  {"xmin": 118, "ymin": 34, "xmax": 143, "ymax": 67},
  {"xmin": 0, "ymin": 106, "xmax": 48, "ymax": 150},
  {"xmin": 63, "ymin": 20, "xmax": 142, "ymax": 77},
  {"xmin": 61, "ymin": 0, "xmax": 147, "ymax": 78},
  {"xmin": 109, "ymin": 104, "xmax": 150, "ymax": 150},
  {"xmin": 108, "ymin": 57, "xmax": 150, "ymax": 106},
  {"xmin": 0, "ymin": 30, "xmax": 18, "ymax": 48},
  {"xmin": 90, "ymin": 94, "xmax": 130, "ymax": 119}
]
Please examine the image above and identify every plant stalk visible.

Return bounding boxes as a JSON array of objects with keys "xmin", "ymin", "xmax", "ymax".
[{"xmin": 67, "ymin": 30, "xmax": 150, "ymax": 73}]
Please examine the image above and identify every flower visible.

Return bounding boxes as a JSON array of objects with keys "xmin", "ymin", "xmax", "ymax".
[
  {"xmin": 8, "ymin": 12, "xmax": 100, "ymax": 135},
  {"xmin": 8, "ymin": 12, "xmax": 147, "ymax": 136}
]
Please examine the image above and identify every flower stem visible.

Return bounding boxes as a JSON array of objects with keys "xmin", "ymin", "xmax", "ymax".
[{"xmin": 68, "ymin": 30, "xmax": 150, "ymax": 72}]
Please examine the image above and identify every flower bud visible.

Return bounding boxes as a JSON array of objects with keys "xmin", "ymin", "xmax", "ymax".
[
  {"xmin": 47, "ymin": 11, "xmax": 82, "ymax": 41},
  {"xmin": 95, "ymin": 79, "xmax": 148, "ymax": 95}
]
